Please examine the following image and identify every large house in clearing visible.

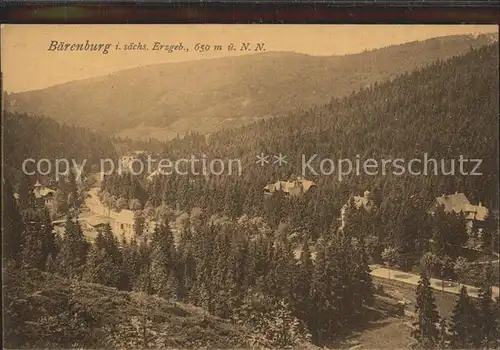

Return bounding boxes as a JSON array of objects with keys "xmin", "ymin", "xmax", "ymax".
[
  {"xmin": 427, "ymin": 192, "xmax": 489, "ymax": 232},
  {"xmin": 114, "ymin": 209, "xmax": 157, "ymax": 241},
  {"xmin": 263, "ymin": 177, "xmax": 316, "ymax": 197},
  {"xmin": 339, "ymin": 190, "xmax": 375, "ymax": 230}
]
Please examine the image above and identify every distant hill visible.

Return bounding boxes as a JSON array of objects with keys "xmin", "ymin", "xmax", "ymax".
[
  {"xmin": 3, "ymin": 268, "xmax": 251, "ymax": 349},
  {"xmin": 6, "ymin": 33, "xmax": 497, "ymax": 140}
]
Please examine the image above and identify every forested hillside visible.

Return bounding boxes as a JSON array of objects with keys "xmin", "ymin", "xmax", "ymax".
[
  {"xmin": 101, "ymin": 44, "xmax": 499, "ymax": 271},
  {"xmin": 6, "ymin": 33, "xmax": 497, "ymax": 138},
  {"xmin": 3, "ymin": 40, "xmax": 499, "ymax": 350},
  {"xmin": 2, "ymin": 113, "xmax": 117, "ymax": 183},
  {"xmin": 204, "ymin": 43, "xmax": 499, "ymax": 208},
  {"xmin": 107, "ymin": 44, "xmax": 498, "ymax": 214},
  {"xmin": 3, "ymin": 268, "xmax": 251, "ymax": 349}
]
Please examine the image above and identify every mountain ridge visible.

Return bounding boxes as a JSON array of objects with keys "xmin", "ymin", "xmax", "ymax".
[{"xmin": 6, "ymin": 33, "xmax": 498, "ymax": 140}]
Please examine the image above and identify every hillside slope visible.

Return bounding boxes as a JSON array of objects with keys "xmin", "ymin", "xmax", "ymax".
[
  {"xmin": 3, "ymin": 268, "xmax": 250, "ymax": 349},
  {"xmin": 7, "ymin": 33, "xmax": 497, "ymax": 139},
  {"xmin": 141, "ymin": 44, "xmax": 499, "ymax": 227},
  {"xmin": 2, "ymin": 112, "xmax": 117, "ymax": 183}
]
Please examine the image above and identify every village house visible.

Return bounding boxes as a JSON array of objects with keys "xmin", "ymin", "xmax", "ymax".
[
  {"xmin": 33, "ymin": 180, "xmax": 57, "ymax": 213},
  {"xmin": 339, "ymin": 190, "xmax": 375, "ymax": 230},
  {"xmin": 114, "ymin": 209, "xmax": 157, "ymax": 240},
  {"xmin": 118, "ymin": 150, "xmax": 150, "ymax": 173},
  {"xmin": 427, "ymin": 192, "xmax": 489, "ymax": 232},
  {"xmin": 114, "ymin": 209, "xmax": 135, "ymax": 238},
  {"xmin": 119, "ymin": 155, "xmax": 140, "ymax": 173},
  {"xmin": 13, "ymin": 181, "xmax": 56, "ymax": 213},
  {"xmin": 263, "ymin": 177, "xmax": 316, "ymax": 197}
]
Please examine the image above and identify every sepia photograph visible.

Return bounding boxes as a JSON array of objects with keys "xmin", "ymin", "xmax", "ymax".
[{"xmin": 1, "ymin": 24, "xmax": 499, "ymax": 349}]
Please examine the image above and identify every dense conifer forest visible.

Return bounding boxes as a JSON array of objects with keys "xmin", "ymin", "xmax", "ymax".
[
  {"xmin": 102, "ymin": 45, "xmax": 499, "ymax": 267},
  {"xmin": 3, "ymin": 112, "xmax": 117, "ymax": 183}
]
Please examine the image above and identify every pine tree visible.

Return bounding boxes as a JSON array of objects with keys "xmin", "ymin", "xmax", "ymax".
[
  {"xmin": 134, "ymin": 211, "xmax": 146, "ymax": 237},
  {"xmin": 477, "ymin": 263, "xmax": 496, "ymax": 347},
  {"xmin": 164, "ymin": 270, "xmax": 180, "ymax": 300},
  {"xmin": 294, "ymin": 239, "xmax": 313, "ymax": 324},
  {"xmin": 412, "ymin": 271, "xmax": 440, "ymax": 348},
  {"xmin": 56, "ymin": 214, "xmax": 89, "ymax": 279},
  {"xmin": 450, "ymin": 286, "xmax": 477, "ymax": 348},
  {"xmin": 84, "ymin": 224, "xmax": 122, "ymax": 288},
  {"xmin": 39, "ymin": 207, "xmax": 56, "ymax": 269},
  {"xmin": 494, "ymin": 297, "xmax": 500, "ymax": 348},
  {"xmin": 224, "ymin": 231, "xmax": 249, "ymax": 312},
  {"xmin": 83, "ymin": 231, "xmax": 108, "ymax": 285},
  {"xmin": 20, "ymin": 209, "xmax": 44, "ymax": 268},
  {"xmin": 67, "ymin": 167, "xmax": 80, "ymax": 210},
  {"xmin": 351, "ymin": 237, "xmax": 374, "ymax": 318},
  {"xmin": 309, "ymin": 237, "xmax": 330, "ymax": 343},
  {"xmin": 211, "ymin": 231, "xmax": 232, "ymax": 318},
  {"xmin": 120, "ymin": 235, "xmax": 140, "ymax": 291},
  {"xmin": 328, "ymin": 232, "xmax": 350, "ymax": 329},
  {"xmin": 2, "ymin": 178, "xmax": 25, "ymax": 264},
  {"xmin": 270, "ymin": 233, "xmax": 296, "ymax": 304},
  {"xmin": 55, "ymin": 179, "xmax": 69, "ymax": 215},
  {"xmin": 150, "ymin": 223, "xmax": 177, "ymax": 297},
  {"xmin": 439, "ymin": 317, "xmax": 448, "ymax": 349},
  {"xmin": 134, "ymin": 236, "xmax": 152, "ymax": 293},
  {"xmin": 18, "ymin": 174, "xmax": 35, "ymax": 212}
]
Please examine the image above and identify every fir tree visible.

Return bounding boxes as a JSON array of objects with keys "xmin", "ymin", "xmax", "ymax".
[
  {"xmin": 351, "ymin": 237, "xmax": 374, "ymax": 318},
  {"xmin": 134, "ymin": 236, "xmax": 152, "ymax": 293},
  {"xmin": 150, "ymin": 223, "xmax": 177, "ymax": 297},
  {"xmin": 270, "ymin": 233, "xmax": 296, "ymax": 304},
  {"xmin": 294, "ymin": 239, "xmax": 313, "ymax": 323},
  {"xmin": 120, "ymin": 235, "xmax": 140, "ymax": 291},
  {"xmin": 18, "ymin": 174, "xmax": 35, "ymax": 212},
  {"xmin": 39, "ymin": 208, "xmax": 56, "ymax": 269},
  {"xmin": 56, "ymin": 214, "xmax": 89, "ymax": 279},
  {"xmin": 133, "ymin": 211, "xmax": 146, "ymax": 237},
  {"xmin": 2, "ymin": 178, "xmax": 25, "ymax": 264},
  {"xmin": 20, "ymin": 209, "xmax": 44, "ymax": 268},
  {"xmin": 84, "ymin": 224, "xmax": 122, "ymax": 288},
  {"xmin": 84, "ymin": 231, "xmax": 108, "ymax": 285},
  {"xmin": 450, "ymin": 287, "xmax": 478, "ymax": 348},
  {"xmin": 412, "ymin": 271, "xmax": 440, "ymax": 348},
  {"xmin": 477, "ymin": 263, "xmax": 496, "ymax": 347},
  {"xmin": 309, "ymin": 237, "xmax": 330, "ymax": 343},
  {"xmin": 439, "ymin": 317, "xmax": 448, "ymax": 349},
  {"xmin": 211, "ymin": 231, "xmax": 232, "ymax": 318},
  {"xmin": 67, "ymin": 168, "xmax": 80, "ymax": 210}
]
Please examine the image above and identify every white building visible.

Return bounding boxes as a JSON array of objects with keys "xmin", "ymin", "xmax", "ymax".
[
  {"xmin": 263, "ymin": 177, "xmax": 316, "ymax": 197},
  {"xmin": 114, "ymin": 209, "xmax": 135, "ymax": 239},
  {"xmin": 428, "ymin": 192, "xmax": 489, "ymax": 232},
  {"xmin": 114, "ymin": 209, "xmax": 157, "ymax": 241}
]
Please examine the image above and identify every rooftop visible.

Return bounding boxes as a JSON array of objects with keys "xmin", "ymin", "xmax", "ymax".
[
  {"xmin": 430, "ymin": 192, "xmax": 489, "ymax": 221},
  {"xmin": 264, "ymin": 178, "xmax": 316, "ymax": 196}
]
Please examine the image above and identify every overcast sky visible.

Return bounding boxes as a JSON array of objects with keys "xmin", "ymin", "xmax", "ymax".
[{"xmin": 1, "ymin": 24, "xmax": 497, "ymax": 93}]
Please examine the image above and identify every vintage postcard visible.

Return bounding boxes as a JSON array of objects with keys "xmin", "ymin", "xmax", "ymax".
[{"xmin": 1, "ymin": 24, "xmax": 499, "ymax": 349}]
